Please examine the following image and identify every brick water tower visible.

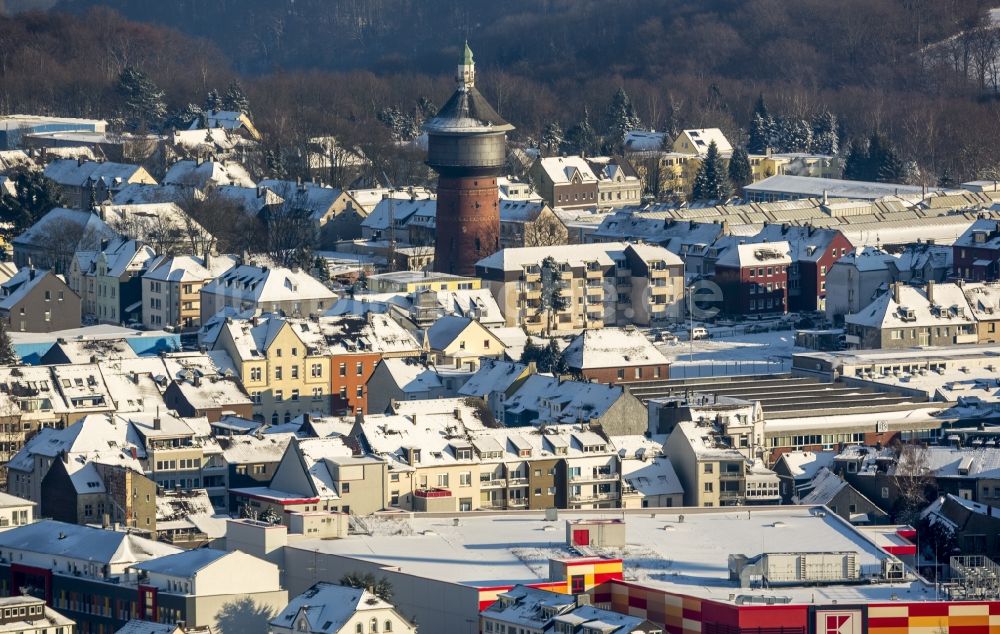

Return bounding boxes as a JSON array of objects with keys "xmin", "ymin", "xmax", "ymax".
[{"xmin": 425, "ymin": 42, "xmax": 514, "ymax": 276}]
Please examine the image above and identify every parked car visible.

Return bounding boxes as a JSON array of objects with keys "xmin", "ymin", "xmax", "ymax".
[
  {"xmin": 690, "ymin": 327, "xmax": 710, "ymax": 340},
  {"xmin": 657, "ymin": 331, "xmax": 679, "ymax": 343}
]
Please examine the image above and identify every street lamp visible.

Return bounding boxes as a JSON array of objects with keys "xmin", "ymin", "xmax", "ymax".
[{"xmin": 687, "ymin": 284, "xmax": 695, "ymax": 362}]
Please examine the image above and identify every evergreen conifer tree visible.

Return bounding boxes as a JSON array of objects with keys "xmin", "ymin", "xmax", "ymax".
[
  {"xmin": 0, "ymin": 320, "xmax": 17, "ymax": 366},
  {"xmin": 842, "ymin": 139, "xmax": 871, "ymax": 181},
  {"xmin": 205, "ymin": 89, "xmax": 221, "ymax": 111},
  {"xmin": 728, "ymin": 147, "xmax": 753, "ymax": 195},
  {"xmin": 605, "ymin": 87, "xmax": 642, "ymax": 145},
  {"xmin": 0, "ymin": 167, "xmax": 65, "ymax": 244},
  {"xmin": 117, "ymin": 66, "xmax": 166, "ymax": 130},
  {"xmin": 811, "ymin": 111, "xmax": 839, "ymax": 155},
  {"xmin": 222, "ymin": 80, "xmax": 250, "ymax": 114},
  {"xmin": 747, "ymin": 95, "xmax": 775, "ymax": 154},
  {"xmin": 541, "ymin": 122, "xmax": 564, "ymax": 155},
  {"xmin": 562, "ymin": 109, "xmax": 599, "ymax": 156},
  {"xmin": 691, "ymin": 141, "xmax": 732, "ymax": 201}
]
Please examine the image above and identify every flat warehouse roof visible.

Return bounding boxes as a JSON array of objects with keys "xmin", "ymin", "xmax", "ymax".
[{"xmin": 290, "ymin": 508, "xmax": 933, "ymax": 605}]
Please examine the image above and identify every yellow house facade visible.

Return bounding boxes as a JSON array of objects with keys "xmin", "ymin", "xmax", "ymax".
[{"xmin": 214, "ymin": 319, "xmax": 331, "ymax": 423}]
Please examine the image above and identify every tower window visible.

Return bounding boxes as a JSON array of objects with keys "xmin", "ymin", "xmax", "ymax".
[{"xmin": 475, "ymin": 238, "xmax": 482, "ymax": 253}]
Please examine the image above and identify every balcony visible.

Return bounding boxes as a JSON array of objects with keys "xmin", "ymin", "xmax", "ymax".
[
  {"xmin": 585, "ymin": 268, "xmax": 603, "ymax": 278},
  {"xmin": 570, "ymin": 491, "xmax": 618, "ymax": 503},
  {"xmin": 414, "ymin": 487, "xmax": 452, "ymax": 498},
  {"xmin": 480, "ymin": 478, "xmax": 506, "ymax": 489},
  {"xmin": 507, "ymin": 498, "xmax": 528, "ymax": 508},
  {"xmin": 571, "ymin": 471, "xmax": 617, "ymax": 483},
  {"xmin": 507, "ymin": 477, "xmax": 529, "ymax": 486},
  {"xmin": 955, "ymin": 333, "xmax": 978, "ymax": 344}
]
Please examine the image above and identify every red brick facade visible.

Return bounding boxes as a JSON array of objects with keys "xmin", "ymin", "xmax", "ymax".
[{"xmin": 434, "ymin": 174, "xmax": 500, "ymax": 276}]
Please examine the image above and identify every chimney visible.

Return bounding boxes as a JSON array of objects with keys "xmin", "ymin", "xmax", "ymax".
[
  {"xmin": 153, "ymin": 407, "xmax": 162, "ymax": 430},
  {"xmin": 77, "ymin": 156, "xmax": 85, "ymax": 167},
  {"xmin": 892, "ymin": 281, "xmax": 901, "ymax": 305},
  {"xmin": 822, "ymin": 189, "xmax": 829, "ymax": 205},
  {"xmin": 927, "ymin": 280, "xmax": 935, "ymax": 305}
]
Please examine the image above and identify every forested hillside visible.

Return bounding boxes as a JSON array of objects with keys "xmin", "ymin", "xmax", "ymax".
[{"xmin": 0, "ymin": 1, "xmax": 998, "ymax": 183}]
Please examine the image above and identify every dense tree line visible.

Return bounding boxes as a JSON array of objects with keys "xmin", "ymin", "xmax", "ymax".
[{"xmin": 1, "ymin": 3, "xmax": 999, "ymax": 185}]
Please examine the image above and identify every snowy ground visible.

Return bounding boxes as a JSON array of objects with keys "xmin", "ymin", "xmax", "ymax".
[{"xmin": 657, "ymin": 329, "xmax": 808, "ymax": 378}]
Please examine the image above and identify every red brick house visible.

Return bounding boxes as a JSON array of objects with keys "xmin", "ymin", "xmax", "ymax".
[
  {"xmin": 562, "ymin": 327, "xmax": 670, "ymax": 384},
  {"xmin": 713, "ymin": 241, "xmax": 791, "ymax": 316},
  {"xmin": 751, "ymin": 225, "xmax": 853, "ymax": 312},
  {"xmin": 953, "ymin": 218, "xmax": 1000, "ymax": 281}
]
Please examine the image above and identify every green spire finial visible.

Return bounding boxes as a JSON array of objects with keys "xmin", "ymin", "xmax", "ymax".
[{"xmin": 463, "ymin": 40, "xmax": 474, "ymax": 65}]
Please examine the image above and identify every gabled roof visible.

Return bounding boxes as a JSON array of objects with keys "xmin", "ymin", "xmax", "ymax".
[
  {"xmin": 459, "ymin": 359, "xmax": 530, "ymax": 397},
  {"xmin": 164, "ymin": 159, "xmax": 255, "ymax": 189},
  {"xmin": 13, "ymin": 207, "xmax": 116, "ymax": 249},
  {"xmin": 675, "ymin": 128, "xmax": 733, "ymax": 157},
  {"xmin": 425, "ymin": 314, "xmax": 476, "ymax": 350},
  {"xmin": 562, "ymin": 327, "xmax": 668, "ymax": 370},
  {"xmin": 535, "ymin": 156, "xmax": 598, "ymax": 185},
  {"xmin": 201, "ymin": 265, "xmax": 335, "ymax": 304},
  {"xmin": 0, "ymin": 269, "xmax": 66, "ymax": 311},
  {"xmin": 43, "ymin": 159, "xmax": 150, "ymax": 187},
  {"xmin": 131, "ymin": 548, "xmax": 229, "ymax": 577},
  {"xmin": 796, "ymin": 467, "xmax": 848, "ymax": 505},
  {"xmin": 845, "ymin": 283, "xmax": 974, "ymax": 329},
  {"xmin": 0, "ymin": 520, "xmax": 179, "ymax": 565},
  {"xmin": 272, "ymin": 582, "xmax": 403, "ymax": 634}
]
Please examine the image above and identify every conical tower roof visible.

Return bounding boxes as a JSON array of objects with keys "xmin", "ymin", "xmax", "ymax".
[{"xmin": 423, "ymin": 43, "xmax": 513, "ymax": 135}]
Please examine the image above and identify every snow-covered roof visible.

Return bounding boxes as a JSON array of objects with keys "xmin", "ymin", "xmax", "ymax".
[
  {"xmin": 143, "ymin": 254, "xmax": 237, "ymax": 283},
  {"xmin": 536, "ymin": 156, "xmax": 598, "ymax": 185},
  {"xmin": 43, "ymin": 159, "xmax": 151, "ymax": 187},
  {"xmin": 624, "ymin": 130, "xmax": 669, "ymax": 152},
  {"xmin": 845, "ymin": 283, "xmax": 974, "ymax": 329},
  {"xmin": 259, "ymin": 179, "xmax": 345, "ymax": 220},
  {"xmin": 272, "ymin": 583, "xmax": 400, "ymax": 634},
  {"xmin": 621, "ymin": 455, "xmax": 683, "ymax": 498},
  {"xmin": 361, "ymin": 195, "xmax": 436, "ymax": 232},
  {"xmin": 796, "ymin": 467, "xmax": 848, "ymax": 505},
  {"xmin": 0, "ymin": 268, "xmax": 64, "ymax": 311},
  {"xmin": 476, "ymin": 242, "xmax": 626, "ymax": 272},
  {"xmin": 715, "ymin": 240, "xmax": 792, "ymax": 268},
  {"xmin": 131, "ymin": 548, "xmax": 229, "ymax": 578},
  {"xmin": 201, "ymin": 264, "xmax": 335, "ymax": 304},
  {"xmin": 163, "ymin": 159, "xmax": 255, "ymax": 189},
  {"xmin": 425, "ymin": 314, "xmax": 477, "ymax": 350},
  {"xmin": 214, "ymin": 184, "xmax": 284, "ymax": 215},
  {"xmin": 775, "ymin": 450, "xmax": 837, "ymax": 480},
  {"xmin": 953, "ymin": 217, "xmax": 1000, "ymax": 248},
  {"xmin": 459, "ymin": 359, "xmax": 529, "ymax": 398},
  {"xmin": 745, "ymin": 175, "xmax": 929, "ymax": 202},
  {"xmin": 0, "ymin": 520, "xmax": 179, "ymax": 566},
  {"xmin": 112, "ymin": 183, "xmax": 194, "ymax": 206},
  {"xmin": 675, "ymin": 128, "xmax": 733, "ymax": 157},
  {"xmin": 504, "ymin": 375, "xmax": 625, "ymax": 424},
  {"xmin": 12, "ymin": 207, "xmax": 116, "ymax": 250},
  {"xmin": 292, "ymin": 507, "xmax": 915, "ymax": 605},
  {"xmin": 562, "ymin": 327, "xmax": 668, "ymax": 370}
]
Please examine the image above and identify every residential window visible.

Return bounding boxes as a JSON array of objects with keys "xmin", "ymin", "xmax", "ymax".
[
  {"xmin": 356, "ymin": 362, "xmax": 364, "ymax": 375},
  {"xmin": 275, "ymin": 366, "xmax": 282, "ymax": 380},
  {"xmin": 250, "ymin": 367, "xmax": 261, "ymax": 381},
  {"xmin": 460, "ymin": 472, "xmax": 472, "ymax": 487},
  {"xmin": 291, "ymin": 389, "xmax": 299, "ymax": 401},
  {"xmin": 704, "ymin": 463, "xmax": 714, "ymax": 473},
  {"xmin": 342, "ymin": 482, "xmax": 351, "ymax": 493},
  {"xmin": 339, "ymin": 363, "xmax": 347, "ymax": 376},
  {"xmin": 291, "ymin": 366, "xmax": 299, "ymax": 379},
  {"xmin": 311, "ymin": 363, "xmax": 323, "ymax": 377},
  {"xmin": 617, "ymin": 369, "xmax": 625, "ymax": 379},
  {"xmin": 356, "ymin": 385, "xmax": 363, "ymax": 397},
  {"xmin": 291, "ymin": 347, "xmax": 298, "ymax": 356},
  {"xmin": 704, "ymin": 482, "xmax": 713, "ymax": 492},
  {"xmin": 276, "ymin": 348, "xmax": 282, "ymax": 357},
  {"xmin": 275, "ymin": 390, "xmax": 283, "ymax": 402}
]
